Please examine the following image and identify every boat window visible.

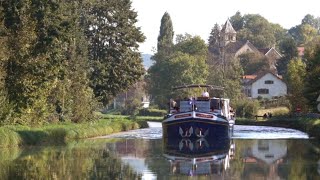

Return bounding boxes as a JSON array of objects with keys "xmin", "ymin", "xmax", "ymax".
[
  {"xmin": 195, "ymin": 101, "xmax": 210, "ymax": 112},
  {"xmin": 210, "ymin": 99, "xmax": 220, "ymax": 110},
  {"xmin": 179, "ymin": 101, "xmax": 192, "ymax": 112}
]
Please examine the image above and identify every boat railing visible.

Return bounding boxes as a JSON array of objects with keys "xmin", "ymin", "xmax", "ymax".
[{"xmin": 170, "ymin": 98, "xmax": 222, "ymax": 114}]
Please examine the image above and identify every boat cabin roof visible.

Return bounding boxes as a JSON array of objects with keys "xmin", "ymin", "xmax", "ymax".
[{"xmin": 172, "ymin": 84, "xmax": 224, "ymax": 91}]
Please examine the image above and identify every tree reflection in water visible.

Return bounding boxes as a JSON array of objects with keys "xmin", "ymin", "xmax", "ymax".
[
  {"xmin": 0, "ymin": 138, "xmax": 320, "ymax": 179},
  {"xmin": 2, "ymin": 142, "xmax": 141, "ymax": 180}
]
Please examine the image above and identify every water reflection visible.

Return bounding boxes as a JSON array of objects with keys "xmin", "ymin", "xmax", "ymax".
[
  {"xmin": 163, "ymin": 137, "xmax": 234, "ymax": 177},
  {"xmin": 0, "ymin": 127, "xmax": 320, "ymax": 179},
  {"xmin": 242, "ymin": 140, "xmax": 287, "ymax": 179}
]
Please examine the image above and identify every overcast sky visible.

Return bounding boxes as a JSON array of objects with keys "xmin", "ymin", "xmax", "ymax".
[{"xmin": 131, "ymin": 0, "xmax": 320, "ymax": 54}]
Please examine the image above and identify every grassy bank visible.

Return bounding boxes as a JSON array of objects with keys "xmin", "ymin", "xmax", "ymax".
[
  {"xmin": 0, "ymin": 114, "xmax": 163, "ymax": 148},
  {"xmin": 236, "ymin": 116, "xmax": 320, "ymax": 139}
]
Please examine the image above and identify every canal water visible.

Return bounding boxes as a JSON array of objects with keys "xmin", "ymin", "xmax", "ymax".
[{"xmin": 0, "ymin": 122, "xmax": 319, "ymax": 180}]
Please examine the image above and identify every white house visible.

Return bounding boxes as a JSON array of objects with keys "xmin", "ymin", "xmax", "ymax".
[{"xmin": 243, "ymin": 71, "xmax": 287, "ymax": 99}]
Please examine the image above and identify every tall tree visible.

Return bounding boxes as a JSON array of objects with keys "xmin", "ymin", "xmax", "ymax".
[
  {"xmin": 148, "ymin": 35, "xmax": 208, "ymax": 108},
  {"xmin": 304, "ymin": 38, "xmax": 320, "ymax": 112},
  {"xmin": 230, "ymin": 11, "xmax": 244, "ymax": 31},
  {"xmin": 207, "ymin": 57, "xmax": 243, "ymax": 102},
  {"xmin": 157, "ymin": 12, "xmax": 174, "ymax": 53},
  {"xmin": 2, "ymin": 0, "xmax": 65, "ymax": 124},
  {"xmin": 276, "ymin": 37, "xmax": 298, "ymax": 75},
  {"xmin": 286, "ymin": 58, "xmax": 308, "ymax": 112},
  {"xmin": 48, "ymin": 0, "xmax": 96, "ymax": 123},
  {"xmin": 208, "ymin": 23, "xmax": 220, "ymax": 54},
  {"xmin": 85, "ymin": 0, "xmax": 145, "ymax": 106}
]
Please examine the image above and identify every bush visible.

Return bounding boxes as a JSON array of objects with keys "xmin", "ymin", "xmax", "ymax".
[
  {"xmin": 137, "ymin": 108, "xmax": 167, "ymax": 117},
  {"xmin": 235, "ymin": 99, "xmax": 260, "ymax": 118}
]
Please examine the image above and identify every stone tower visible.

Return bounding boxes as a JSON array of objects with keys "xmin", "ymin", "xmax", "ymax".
[{"xmin": 220, "ymin": 19, "xmax": 237, "ymax": 47}]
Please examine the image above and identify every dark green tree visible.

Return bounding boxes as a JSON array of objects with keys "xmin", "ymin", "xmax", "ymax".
[
  {"xmin": 157, "ymin": 12, "xmax": 174, "ymax": 53},
  {"xmin": 1, "ymin": 0, "xmax": 96, "ymax": 124},
  {"xmin": 276, "ymin": 37, "xmax": 298, "ymax": 75},
  {"xmin": 304, "ymin": 38, "xmax": 320, "ymax": 112},
  {"xmin": 208, "ymin": 23, "xmax": 220, "ymax": 53},
  {"xmin": 238, "ymin": 52, "xmax": 269, "ymax": 75},
  {"xmin": 286, "ymin": 58, "xmax": 308, "ymax": 112},
  {"xmin": 85, "ymin": 0, "xmax": 145, "ymax": 106},
  {"xmin": 230, "ymin": 11, "xmax": 244, "ymax": 31},
  {"xmin": 240, "ymin": 14, "xmax": 276, "ymax": 48},
  {"xmin": 2, "ymin": 0, "xmax": 65, "ymax": 124}
]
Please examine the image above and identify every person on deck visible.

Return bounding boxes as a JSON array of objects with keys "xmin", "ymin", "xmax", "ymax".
[{"xmin": 202, "ymin": 91, "xmax": 209, "ymax": 97}]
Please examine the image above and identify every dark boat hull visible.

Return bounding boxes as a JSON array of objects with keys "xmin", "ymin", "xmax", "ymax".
[{"xmin": 162, "ymin": 117, "xmax": 230, "ymax": 140}]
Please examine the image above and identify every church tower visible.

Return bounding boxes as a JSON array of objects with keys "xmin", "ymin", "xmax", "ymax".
[{"xmin": 220, "ymin": 19, "xmax": 237, "ymax": 47}]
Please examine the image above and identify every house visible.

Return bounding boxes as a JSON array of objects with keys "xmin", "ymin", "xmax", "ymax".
[
  {"xmin": 243, "ymin": 71, "xmax": 287, "ymax": 99},
  {"xmin": 209, "ymin": 19, "xmax": 282, "ymax": 73}
]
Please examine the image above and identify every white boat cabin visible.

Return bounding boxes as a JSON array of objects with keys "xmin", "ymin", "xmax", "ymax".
[{"xmin": 169, "ymin": 97, "xmax": 234, "ymax": 120}]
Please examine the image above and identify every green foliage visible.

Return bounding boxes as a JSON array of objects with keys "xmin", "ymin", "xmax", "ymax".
[
  {"xmin": 1, "ymin": 0, "xmax": 147, "ymax": 125},
  {"xmin": 85, "ymin": 0, "xmax": 145, "ymax": 106},
  {"xmin": 138, "ymin": 108, "xmax": 167, "ymax": 117},
  {"xmin": 157, "ymin": 12, "xmax": 174, "ymax": 53},
  {"xmin": 235, "ymin": 98, "xmax": 260, "ymax": 118},
  {"xmin": 289, "ymin": 14, "xmax": 320, "ymax": 45},
  {"xmin": 208, "ymin": 23, "xmax": 221, "ymax": 49},
  {"xmin": 238, "ymin": 52, "xmax": 269, "ymax": 74},
  {"xmin": 286, "ymin": 58, "xmax": 308, "ymax": 112},
  {"xmin": 304, "ymin": 40, "xmax": 320, "ymax": 112},
  {"xmin": 207, "ymin": 57, "xmax": 243, "ymax": 101},
  {"xmin": 148, "ymin": 34, "xmax": 208, "ymax": 108},
  {"xmin": 277, "ymin": 38, "xmax": 298, "ymax": 75},
  {"xmin": 234, "ymin": 13, "xmax": 285, "ymax": 48},
  {"xmin": 0, "ymin": 117, "xmax": 141, "ymax": 148},
  {"xmin": 230, "ymin": 11, "xmax": 244, "ymax": 31}
]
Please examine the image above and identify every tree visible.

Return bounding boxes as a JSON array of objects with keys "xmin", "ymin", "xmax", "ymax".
[
  {"xmin": 238, "ymin": 52, "xmax": 269, "ymax": 75},
  {"xmin": 208, "ymin": 23, "xmax": 220, "ymax": 54},
  {"xmin": 230, "ymin": 11, "xmax": 244, "ymax": 31},
  {"xmin": 235, "ymin": 14, "xmax": 285, "ymax": 49},
  {"xmin": 207, "ymin": 57, "xmax": 243, "ymax": 102},
  {"xmin": 85, "ymin": 0, "xmax": 145, "ymax": 106},
  {"xmin": 148, "ymin": 35, "xmax": 208, "ymax": 108},
  {"xmin": 286, "ymin": 58, "xmax": 308, "ymax": 112},
  {"xmin": 157, "ymin": 12, "xmax": 174, "ymax": 53},
  {"xmin": 304, "ymin": 39, "xmax": 320, "ymax": 112},
  {"xmin": 0, "ymin": 0, "xmax": 97, "ymax": 125},
  {"xmin": 277, "ymin": 38, "xmax": 298, "ymax": 75},
  {"xmin": 2, "ymin": 0, "xmax": 66, "ymax": 124},
  {"xmin": 289, "ymin": 14, "xmax": 320, "ymax": 45}
]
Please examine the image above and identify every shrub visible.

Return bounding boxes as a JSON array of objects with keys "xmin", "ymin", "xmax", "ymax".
[
  {"xmin": 137, "ymin": 108, "xmax": 167, "ymax": 117},
  {"xmin": 235, "ymin": 99, "xmax": 260, "ymax": 118}
]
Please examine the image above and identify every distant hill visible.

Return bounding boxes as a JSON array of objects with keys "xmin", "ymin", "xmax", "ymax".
[{"xmin": 141, "ymin": 53, "xmax": 154, "ymax": 69}]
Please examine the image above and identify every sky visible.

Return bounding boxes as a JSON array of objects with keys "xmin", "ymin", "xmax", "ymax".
[{"xmin": 131, "ymin": 0, "xmax": 320, "ymax": 54}]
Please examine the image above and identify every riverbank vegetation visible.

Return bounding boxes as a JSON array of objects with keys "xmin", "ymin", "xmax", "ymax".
[{"xmin": 0, "ymin": 113, "xmax": 163, "ymax": 148}]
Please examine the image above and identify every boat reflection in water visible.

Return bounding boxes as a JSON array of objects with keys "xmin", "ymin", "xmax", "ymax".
[{"xmin": 163, "ymin": 137, "xmax": 235, "ymax": 177}]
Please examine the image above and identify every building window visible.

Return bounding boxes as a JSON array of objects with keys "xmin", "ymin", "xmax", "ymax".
[
  {"xmin": 265, "ymin": 80, "xmax": 274, "ymax": 84},
  {"xmin": 258, "ymin": 89, "xmax": 269, "ymax": 94}
]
